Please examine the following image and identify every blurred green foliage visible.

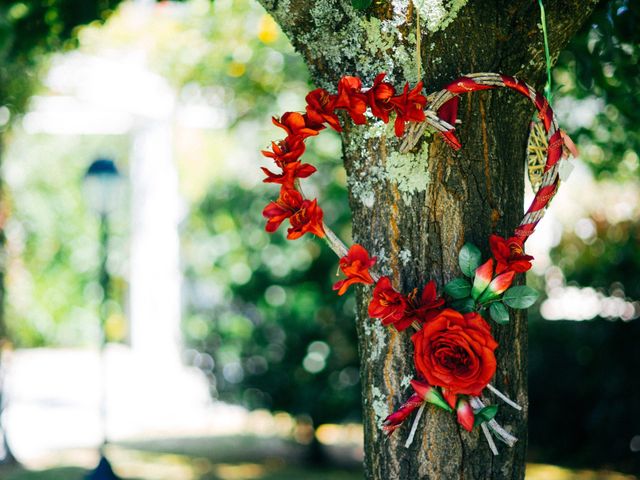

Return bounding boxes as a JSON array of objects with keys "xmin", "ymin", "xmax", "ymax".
[
  {"xmin": 3, "ymin": 134, "xmax": 130, "ymax": 346},
  {"xmin": 555, "ymin": 0, "xmax": 640, "ymax": 179},
  {"xmin": 0, "ymin": 0, "xmax": 122, "ymax": 118},
  {"xmin": 182, "ymin": 168, "xmax": 360, "ymax": 425}
]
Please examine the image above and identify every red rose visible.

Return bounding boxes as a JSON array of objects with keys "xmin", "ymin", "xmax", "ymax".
[
  {"xmin": 412, "ymin": 309, "xmax": 497, "ymax": 396},
  {"xmin": 368, "ymin": 276, "xmax": 409, "ymax": 330}
]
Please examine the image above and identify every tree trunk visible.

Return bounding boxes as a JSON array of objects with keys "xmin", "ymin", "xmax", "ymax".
[{"xmin": 258, "ymin": 1, "xmax": 599, "ymax": 478}]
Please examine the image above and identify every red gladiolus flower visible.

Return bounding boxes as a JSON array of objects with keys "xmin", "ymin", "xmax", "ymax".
[
  {"xmin": 261, "ymin": 161, "xmax": 317, "ymax": 187},
  {"xmin": 261, "ymin": 137, "xmax": 306, "ymax": 167},
  {"xmin": 382, "ymin": 393, "xmax": 423, "ymax": 435},
  {"xmin": 306, "ymin": 88, "xmax": 342, "ymax": 132},
  {"xmin": 412, "ymin": 309, "xmax": 498, "ymax": 396},
  {"xmin": 287, "ymin": 198, "xmax": 325, "ymax": 240},
  {"xmin": 273, "ymin": 112, "xmax": 322, "ymax": 140},
  {"xmin": 391, "ymin": 81, "xmax": 427, "ymax": 137},
  {"xmin": 403, "ymin": 280, "xmax": 445, "ymax": 325},
  {"xmin": 332, "ymin": 244, "xmax": 377, "ymax": 295},
  {"xmin": 334, "ymin": 76, "xmax": 368, "ymax": 125},
  {"xmin": 366, "ymin": 73, "xmax": 396, "ymax": 123},
  {"xmin": 368, "ymin": 276, "xmax": 409, "ymax": 330},
  {"xmin": 456, "ymin": 398, "xmax": 475, "ymax": 432},
  {"xmin": 489, "ymin": 234, "xmax": 534, "ymax": 274},
  {"xmin": 262, "ymin": 188, "xmax": 303, "ymax": 233}
]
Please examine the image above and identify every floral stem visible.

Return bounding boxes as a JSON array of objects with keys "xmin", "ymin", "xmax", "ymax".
[
  {"xmin": 322, "ymin": 222, "xmax": 349, "ymax": 258},
  {"xmin": 480, "ymin": 422, "xmax": 499, "ymax": 456},
  {"xmin": 487, "ymin": 383, "xmax": 523, "ymax": 411},
  {"xmin": 470, "ymin": 396, "xmax": 517, "ymax": 447},
  {"xmin": 404, "ymin": 402, "xmax": 425, "ymax": 448}
]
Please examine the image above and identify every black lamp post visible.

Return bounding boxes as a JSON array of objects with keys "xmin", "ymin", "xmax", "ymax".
[{"xmin": 83, "ymin": 158, "xmax": 122, "ymax": 480}]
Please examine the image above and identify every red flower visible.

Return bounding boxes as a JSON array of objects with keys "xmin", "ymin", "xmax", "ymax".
[
  {"xmin": 471, "ymin": 258, "xmax": 494, "ymax": 299},
  {"xmin": 382, "ymin": 393, "xmax": 423, "ymax": 435},
  {"xmin": 391, "ymin": 81, "xmax": 427, "ymax": 137},
  {"xmin": 366, "ymin": 73, "xmax": 396, "ymax": 123},
  {"xmin": 412, "ymin": 309, "xmax": 497, "ymax": 396},
  {"xmin": 368, "ymin": 276, "xmax": 409, "ymax": 330},
  {"xmin": 436, "ymin": 96, "xmax": 462, "ymax": 150},
  {"xmin": 334, "ymin": 76, "xmax": 368, "ymax": 125},
  {"xmin": 261, "ymin": 161, "xmax": 317, "ymax": 187},
  {"xmin": 287, "ymin": 198, "xmax": 325, "ymax": 240},
  {"xmin": 306, "ymin": 88, "xmax": 342, "ymax": 132},
  {"xmin": 403, "ymin": 280, "xmax": 445, "ymax": 325},
  {"xmin": 261, "ymin": 137, "xmax": 306, "ymax": 167},
  {"xmin": 332, "ymin": 244, "xmax": 377, "ymax": 295},
  {"xmin": 478, "ymin": 270, "xmax": 515, "ymax": 303},
  {"xmin": 456, "ymin": 398, "xmax": 475, "ymax": 432},
  {"xmin": 262, "ymin": 188, "xmax": 303, "ymax": 233},
  {"xmin": 410, "ymin": 379, "xmax": 452, "ymax": 412},
  {"xmin": 272, "ymin": 112, "xmax": 322, "ymax": 140},
  {"xmin": 489, "ymin": 234, "xmax": 534, "ymax": 274}
]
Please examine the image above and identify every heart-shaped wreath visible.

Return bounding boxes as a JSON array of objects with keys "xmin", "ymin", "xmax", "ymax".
[{"xmin": 259, "ymin": 72, "xmax": 577, "ymax": 454}]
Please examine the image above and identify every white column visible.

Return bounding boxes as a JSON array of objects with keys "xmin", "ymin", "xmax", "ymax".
[{"xmin": 129, "ymin": 114, "xmax": 183, "ymax": 366}]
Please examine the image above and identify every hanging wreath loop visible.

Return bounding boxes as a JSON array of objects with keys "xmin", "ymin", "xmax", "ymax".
[{"xmin": 259, "ymin": 72, "xmax": 576, "ymax": 454}]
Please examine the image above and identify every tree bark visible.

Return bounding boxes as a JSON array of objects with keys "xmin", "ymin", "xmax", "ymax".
[{"xmin": 257, "ymin": 1, "xmax": 599, "ymax": 478}]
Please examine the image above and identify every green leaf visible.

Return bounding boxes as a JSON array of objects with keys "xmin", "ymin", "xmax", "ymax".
[
  {"xmin": 473, "ymin": 405, "xmax": 499, "ymax": 427},
  {"xmin": 458, "ymin": 243, "xmax": 482, "ymax": 278},
  {"xmin": 489, "ymin": 302, "xmax": 510, "ymax": 324},
  {"xmin": 351, "ymin": 0, "xmax": 373, "ymax": 10},
  {"xmin": 444, "ymin": 278, "xmax": 471, "ymax": 299},
  {"xmin": 502, "ymin": 286, "xmax": 539, "ymax": 309},
  {"xmin": 451, "ymin": 297, "xmax": 476, "ymax": 313}
]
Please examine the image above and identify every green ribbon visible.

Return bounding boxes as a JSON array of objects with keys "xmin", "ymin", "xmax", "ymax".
[{"xmin": 537, "ymin": 0, "xmax": 553, "ymax": 102}]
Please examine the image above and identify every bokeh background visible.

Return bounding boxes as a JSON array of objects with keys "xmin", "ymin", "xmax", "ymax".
[{"xmin": 0, "ymin": 0, "xmax": 638, "ymax": 479}]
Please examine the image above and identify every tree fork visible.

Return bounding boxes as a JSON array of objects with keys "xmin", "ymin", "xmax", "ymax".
[{"xmin": 257, "ymin": 1, "xmax": 600, "ymax": 478}]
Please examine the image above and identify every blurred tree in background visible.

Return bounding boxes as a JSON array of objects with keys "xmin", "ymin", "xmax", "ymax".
[
  {"xmin": 0, "ymin": 0, "xmax": 123, "ymax": 465},
  {"xmin": 527, "ymin": 0, "xmax": 640, "ymax": 474}
]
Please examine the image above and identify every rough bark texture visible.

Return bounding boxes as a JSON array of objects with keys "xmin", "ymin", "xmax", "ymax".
[{"xmin": 257, "ymin": 1, "xmax": 599, "ymax": 478}]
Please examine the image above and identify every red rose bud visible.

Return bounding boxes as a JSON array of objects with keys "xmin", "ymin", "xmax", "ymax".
[
  {"xmin": 441, "ymin": 388, "xmax": 458, "ymax": 411},
  {"xmin": 456, "ymin": 398, "xmax": 475, "ymax": 432},
  {"xmin": 332, "ymin": 244, "xmax": 377, "ymax": 295},
  {"xmin": 472, "ymin": 258, "xmax": 494, "ymax": 299},
  {"xmin": 410, "ymin": 379, "xmax": 452, "ymax": 412},
  {"xmin": 382, "ymin": 393, "xmax": 423, "ymax": 435},
  {"xmin": 478, "ymin": 270, "xmax": 516, "ymax": 303}
]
